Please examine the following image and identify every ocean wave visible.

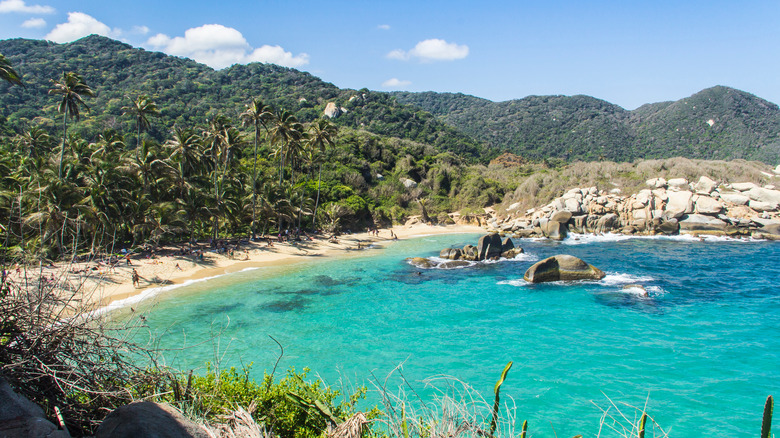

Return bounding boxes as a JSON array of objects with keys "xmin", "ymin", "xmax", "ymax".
[
  {"xmin": 418, "ymin": 252, "xmax": 538, "ymax": 269},
  {"xmin": 497, "ymin": 279, "xmax": 527, "ymax": 287},
  {"xmin": 599, "ymin": 272, "xmax": 655, "ymax": 286},
  {"xmin": 92, "ymin": 274, "xmax": 225, "ymax": 317},
  {"xmin": 562, "ymin": 232, "xmax": 755, "ymax": 245}
]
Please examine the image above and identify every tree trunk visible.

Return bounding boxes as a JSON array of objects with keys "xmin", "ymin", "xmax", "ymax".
[
  {"xmin": 251, "ymin": 124, "xmax": 258, "ymax": 239},
  {"xmin": 58, "ymin": 108, "xmax": 68, "ymax": 179},
  {"xmin": 312, "ymin": 165, "xmax": 322, "ymax": 232}
]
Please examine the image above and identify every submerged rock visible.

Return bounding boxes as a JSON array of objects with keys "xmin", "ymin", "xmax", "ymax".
[
  {"xmin": 408, "ymin": 257, "xmax": 434, "ymax": 269},
  {"xmin": 439, "ymin": 260, "xmax": 472, "ymax": 269},
  {"xmin": 523, "ymin": 255, "xmax": 606, "ymax": 283}
]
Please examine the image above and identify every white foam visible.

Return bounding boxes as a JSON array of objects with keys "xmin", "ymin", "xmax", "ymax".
[
  {"xmin": 563, "ymin": 232, "xmax": 755, "ymax": 244},
  {"xmin": 620, "ymin": 285, "xmax": 651, "ymax": 296},
  {"xmin": 562, "ymin": 233, "xmax": 634, "ymax": 245},
  {"xmin": 599, "ymin": 273, "xmax": 655, "ymax": 286},
  {"xmin": 92, "ymin": 274, "xmax": 225, "ymax": 317},
  {"xmin": 497, "ymin": 279, "xmax": 527, "ymax": 287}
]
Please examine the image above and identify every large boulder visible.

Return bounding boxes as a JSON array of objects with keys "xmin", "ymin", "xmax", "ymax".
[
  {"xmin": 461, "ymin": 244, "xmax": 478, "ymax": 261},
  {"xmin": 745, "ymin": 187, "xmax": 780, "ymax": 206},
  {"xmin": 664, "ymin": 190, "xmax": 694, "ymax": 218},
  {"xmin": 477, "ymin": 233, "xmax": 503, "ymax": 260},
  {"xmin": 646, "ymin": 177, "xmax": 667, "ymax": 188},
  {"xmin": 501, "ymin": 237, "xmax": 515, "ymax": 252},
  {"xmin": 323, "ymin": 102, "xmax": 342, "ymax": 118},
  {"xmin": 694, "ymin": 176, "xmax": 718, "ymax": 194},
  {"xmin": 439, "ymin": 248, "xmax": 462, "ymax": 260},
  {"xmin": 501, "ymin": 247, "xmax": 525, "ymax": 258},
  {"xmin": 595, "ymin": 213, "xmax": 620, "ymax": 233},
  {"xmin": 523, "ymin": 255, "xmax": 606, "ymax": 283},
  {"xmin": 541, "ymin": 219, "xmax": 568, "ymax": 240},
  {"xmin": 693, "ymin": 195, "xmax": 723, "ymax": 214},
  {"xmin": 678, "ymin": 214, "xmax": 728, "ymax": 232},
  {"xmin": 95, "ymin": 402, "xmax": 210, "ymax": 438},
  {"xmin": 719, "ymin": 192, "xmax": 750, "ymax": 205},
  {"xmin": 0, "ymin": 377, "xmax": 69, "ymax": 438},
  {"xmin": 550, "ymin": 210, "xmax": 573, "ymax": 223},
  {"xmin": 730, "ymin": 182, "xmax": 758, "ymax": 192},
  {"xmin": 749, "ymin": 200, "xmax": 778, "ymax": 212},
  {"xmin": 667, "ymin": 178, "xmax": 690, "ymax": 191},
  {"xmin": 651, "ymin": 217, "xmax": 679, "ymax": 235},
  {"xmin": 408, "ymin": 257, "xmax": 434, "ymax": 269}
]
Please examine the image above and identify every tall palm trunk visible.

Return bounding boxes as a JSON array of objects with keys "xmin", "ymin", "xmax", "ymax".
[
  {"xmin": 58, "ymin": 105, "xmax": 68, "ymax": 178},
  {"xmin": 251, "ymin": 124, "xmax": 258, "ymax": 239},
  {"xmin": 312, "ymin": 164, "xmax": 322, "ymax": 232}
]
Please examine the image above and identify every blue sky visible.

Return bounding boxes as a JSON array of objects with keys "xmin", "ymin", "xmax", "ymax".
[{"xmin": 1, "ymin": 0, "xmax": 778, "ymax": 109}]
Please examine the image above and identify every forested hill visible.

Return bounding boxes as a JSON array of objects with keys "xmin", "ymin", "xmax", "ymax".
[
  {"xmin": 3, "ymin": 35, "xmax": 780, "ymax": 164},
  {"xmin": 0, "ymin": 35, "xmax": 485, "ymax": 160},
  {"xmin": 393, "ymin": 87, "xmax": 780, "ymax": 164}
]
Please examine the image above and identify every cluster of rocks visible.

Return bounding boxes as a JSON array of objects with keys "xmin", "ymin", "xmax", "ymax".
[
  {"xmin": 491, "ymin": 176, "xmax": 780, "ymax": 240},
  {"xmin": 408, "ymin": 233, "xmax": 523, "ymax": 269}
]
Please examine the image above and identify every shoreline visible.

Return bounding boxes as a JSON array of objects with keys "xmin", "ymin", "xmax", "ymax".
[{"xmin": 48, "ymin": 223, "xmax": 485, "ymax": 314}]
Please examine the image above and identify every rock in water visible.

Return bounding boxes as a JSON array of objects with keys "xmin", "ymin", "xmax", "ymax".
[
  {"xmin": 501, "ymin": 237, "xmax": 515, "ymax": 252},
  {"xmin": 461, "ymin": 245, "xmax": 478, "ymax": 261},
  {"xmin": 439, "ymin": 248, "xmax": 462, "ymax": 260},
  {"xmin": 477, "ymin": 233, "xmax": 503, "ymax": 260},
  {"xmin": 408, "ymin": 257, "xmax": 434, "ymax": 269},
  {"xmin": 523, "ymin": 255, "xmax": 606, "ymax": 283}
]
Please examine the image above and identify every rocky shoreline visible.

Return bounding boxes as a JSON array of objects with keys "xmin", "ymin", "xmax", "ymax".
[{"xmin": 487, "ymin": 175, "xmax": 780, "ymax": 241}]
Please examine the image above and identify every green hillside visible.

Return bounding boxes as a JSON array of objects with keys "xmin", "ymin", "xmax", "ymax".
[
  {"xmin": 393, "ymin": 86, "xmax": 780, "ymax": 164},
  {"xmin": 0, "ymin": 35, "xmax": 485, "ymax": 160}
]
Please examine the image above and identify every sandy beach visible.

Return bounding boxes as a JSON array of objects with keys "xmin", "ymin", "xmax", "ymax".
[{"xmin": 17, "ymin": 223, "xmax": 483, "ymax": 312}]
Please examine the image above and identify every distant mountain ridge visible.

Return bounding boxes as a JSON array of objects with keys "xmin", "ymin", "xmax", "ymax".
[
  {"xmin": 1, "ymin": 35, "xmax": 779, "ymax": 164},
  {"xmin": 393, "ymin": 86, "xmax": 780, "ymax": 164}
]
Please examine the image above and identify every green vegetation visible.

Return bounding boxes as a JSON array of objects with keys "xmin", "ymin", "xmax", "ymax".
[
  {"xmin": 393, "ymin": 87, "xmax": 780, "ymax": 164},
  {"xmin": 0, "ymin": 35, "xmax": 484, "ymax": 161},
  {"xmin": 762, "ymin": 395, "xmax": 773, "ymax": 438},
  {"xmin": 0, "ymin": 36, "xmax": 519, "ymax": 260}
]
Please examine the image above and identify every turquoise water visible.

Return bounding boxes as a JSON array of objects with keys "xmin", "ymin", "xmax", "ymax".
[{"xmin": 125, "ymin": 233, "xmax": 780, "ymax": 437}]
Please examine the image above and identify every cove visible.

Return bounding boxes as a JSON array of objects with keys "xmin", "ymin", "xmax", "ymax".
[{"xmin": 125, "ymin": 233, "xmax": 780, "ymax": 437}]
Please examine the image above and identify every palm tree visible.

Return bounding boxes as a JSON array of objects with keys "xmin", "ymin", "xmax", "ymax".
[
  {"xmin": 202, "ymin": 115, "xmax": 244, "ymax": 240},
  {"xmin": 268, "ymin": 110, "xmax": 303, "ymax": 187},
  {"xmin": 48, "ymin": 72, "xmax": 95, "ymax": 179},
  {"xmin": 0, "ymin": 53, "xmax": 23, "ymax": 87},
  {"xmin": 240, "ymin": 98, "xmax": 274, "ymax": 238},
  {"xmin": 122, "ymin": 94, "xmax": 160, "ymax": 150},
  {"xmin": 306, "ymin": 118, "xmax": 337, "ymax": 231}
]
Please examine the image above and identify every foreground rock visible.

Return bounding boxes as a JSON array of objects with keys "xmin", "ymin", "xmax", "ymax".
[
  {"xmin": 523, "ymin": 255, "xmax": 606, "ymax": 283},
  {"xmin": 0, "ymin": 377, "xmax": 69, "ymax": 438},
  {"xmin": 95, "ymin": 401, "xmax": 210, "ymax": 438}
]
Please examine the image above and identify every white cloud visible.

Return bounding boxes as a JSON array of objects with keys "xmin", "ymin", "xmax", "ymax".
[
  {"xmin": 377, "ymin": 24, "xmax": 390, "ymax": 30},
  {"xmin": 45, "ymin": 12, "xmax": 120, "ymax": 43},
  {"xmin": 0, "ymin": 0, "xmax": 54, "ymax": 14},
  {"xmin": 145, "ymin": 24, "xmax": 309, "ymax": 69},
  {"xmin": 387, "ymin": 38, "xmax": 469, "ymax": 62},
  {"xmin": 131, "ymin": 25, "xmax": 149, "ymax": 35},
  {"xmin": 382, "ymin": 78, "xmax": 411, "ymax": 88},
  {"xmin": 386, "ymin": 48, "xmax": 407, "ymax": 61},
  {"xmin": 21, "ymin": 17, "xmax": 45, "ymax": 28}
]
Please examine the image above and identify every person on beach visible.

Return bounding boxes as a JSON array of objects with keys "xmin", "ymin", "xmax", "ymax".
[
  {"xmin": 175, "ymin": 263, "xmax": 182, "ymax": 271},
  {"xmin": 132, "ymin": 268, "xmax": 140, "ymax": 288}
]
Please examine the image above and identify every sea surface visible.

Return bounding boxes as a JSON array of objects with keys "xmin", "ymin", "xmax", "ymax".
[{"xmin": 121, "ymin": 233, "xmax": 780, "ymax": 437}]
